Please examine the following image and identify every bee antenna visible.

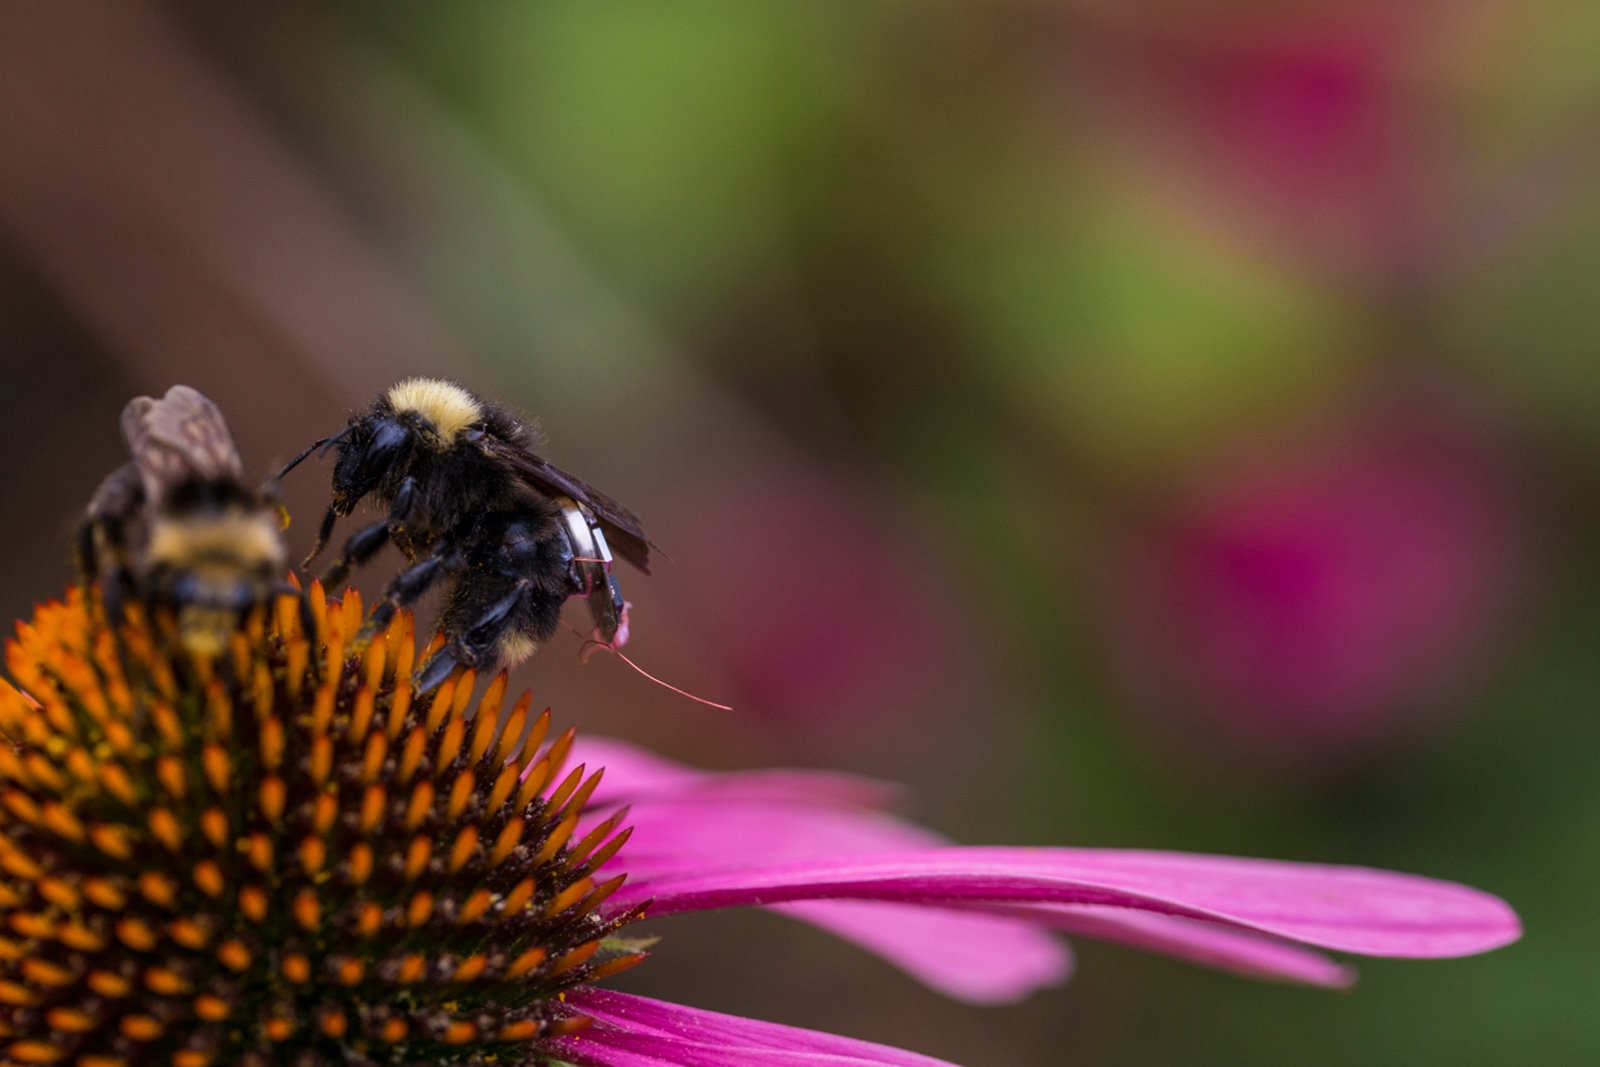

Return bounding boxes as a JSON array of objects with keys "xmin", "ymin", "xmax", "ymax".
[
  {"xmin": 562, "ymin": 621, "xmax": 733, "ymax": 711},
  {"xmin": 276, "ymin": 426, "xmax": 351, "ymax": 480},
  {"xmin": 276, "ymin": 437, "xmax": 329, "ymax": 480}
]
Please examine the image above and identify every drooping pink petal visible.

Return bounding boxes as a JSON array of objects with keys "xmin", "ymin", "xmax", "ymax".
[
  {"xmin": 771, "ymin": 899, "xmax": 1072, "ymax": 1003},
  {"xmin": 573, "ymin": 736, "xmax": 908, "ymax": 811},
  {"xmin": 554, "ymin": 988, "xmax": 961, "ymax": 1067},
  {"xmin": 610, "ymin": 848, "xmax": 1520, "ymax": 959},
  {"xmin": 612, "ymin": 796, "xmax": 1070, "ymax": 1003},
  {"xmin": 1020, "ymin": 904, "xmax": 1353, "ymax": 987},
  {"xmin": 567, "ymin": 740, "xmax": 1071, "ymax": 1001}
]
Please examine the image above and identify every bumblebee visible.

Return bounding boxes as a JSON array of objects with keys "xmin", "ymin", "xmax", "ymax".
[
  {"xmin": 281, "ymin": 377, "xmax": 652, "ymax": 690},
  {"xmin": 78, "ymin": 385, "xmax": 294, "ymax": 657}
]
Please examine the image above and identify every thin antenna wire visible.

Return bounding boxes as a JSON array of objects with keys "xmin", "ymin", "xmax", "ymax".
[{"xmin": 563, "ymin": 621, "xmax": 733, "ymax": 711}]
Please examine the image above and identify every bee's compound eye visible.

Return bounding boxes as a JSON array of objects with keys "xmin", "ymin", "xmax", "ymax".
[
  {"xmin": 348, "ymin": 424, "xmax": 405, "ymax": 489},
  {"xmin": 364, "ymin": 421, "xmax": 410, "ymax": 467}
]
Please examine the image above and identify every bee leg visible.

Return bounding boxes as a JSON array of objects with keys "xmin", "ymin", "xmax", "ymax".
[
  {"xmin": 297, "ymin": 589, "xmax": 319, "ymax": 649},
  {"xmin": 359, "ymin": 545, "xmax": 459, "ymax": 642},
  {"xmin": 74, "ymin": 521, "xmax": 99, "ymax": 586},
  {"xmin": 463, "ymin": 581, "xmax": 533, "ymax": 646},
  {"xmin": 271, "ymin": 580, "xmax": 320, "ymax": 651},
  {"xmin": 415, "ymin": 646, "xmax": 462, "ymax": 694},
  {"xmin": 302, "ymin": 504, "xmax": 342, "ymax": 570},
  {"xmin": 588, "ymin": 572, "xmax": 631, "ymax": 649},
  {"xmin": 319, "ymin": 518, "xmax": 396, "ymax": 590},
  {"xmin": 391, "ymin": 475, "xmax": 418, "ymax": 521},
  {"xmin": 418, "ymin": 578, "xmax": 534, "ymax": 695},
  {"xmin": 100, "ymin": 570, "xmax": 126, "ymax": 634}
]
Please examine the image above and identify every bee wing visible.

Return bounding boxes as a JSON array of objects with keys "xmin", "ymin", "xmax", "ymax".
[
  {"xmin": 121, "ymin": 385, "xmax": 246, "ymax": 502},
  {"xmin": 485, "ymin": 440, "xmax": 655, "ymax": 574}
]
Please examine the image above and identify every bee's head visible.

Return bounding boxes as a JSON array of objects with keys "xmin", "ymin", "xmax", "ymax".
[
  {"xmin": 328, "ymin": 412, "xmax": 412, "ymax": 511},
  {"xmin": 326, "ymin": 378, "xmax": 486, "ymax": 512}
]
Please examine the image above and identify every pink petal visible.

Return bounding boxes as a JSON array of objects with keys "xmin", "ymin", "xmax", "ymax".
[
  {"xmin": 569, "ymin": 737, "xmax": 705, "ymax": 801},
  {"xmin": 554, "ymin": 988, "xmax": 961, "ymax": 1067},
  {"xmin": 772, "ymin": 899, "xmax": 1072, "ymax": 1003},
  {"xmin": 612, "ymin": 797, "xmax": 945, "ymax": 879},
  {"xmin": 573, "ymin": 736, "xmax": 907, "ymax": 810},
  {"xmin": 613, "ymin": 847, "xmax": 1520, "ymax": 959},
  {"xmin": 1022, "ymin": 904, "xmax": 1353, "ymax": 987},
  {"xmin": 613, "ymin": 797, "xmax": 1070, "ymax": 1003}
]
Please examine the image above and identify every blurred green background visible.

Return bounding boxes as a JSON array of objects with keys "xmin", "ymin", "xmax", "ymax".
[{"xmin": 0, "ymin": 1, "xmax": 1595, "ymax": 1062}]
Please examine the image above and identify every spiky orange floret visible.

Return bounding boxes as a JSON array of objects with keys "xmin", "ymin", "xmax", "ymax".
[{"xmin": 0, "ymin": 585, "xmax": 642, "ymax": 1067}]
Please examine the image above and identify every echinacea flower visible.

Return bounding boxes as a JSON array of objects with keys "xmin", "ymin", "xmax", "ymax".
[{"xmin": 0, "ymin": 584, "xmax": 1518, "ymax": 1066}]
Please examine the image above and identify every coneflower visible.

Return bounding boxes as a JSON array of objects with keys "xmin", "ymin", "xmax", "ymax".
[
  {"xmin": 0, "ymin": 585, "xmax": 637, "ymax": 1066},
  {"xmin": 0, "ymin": 582, "xmax": 1521, "ymax": 1067}
]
